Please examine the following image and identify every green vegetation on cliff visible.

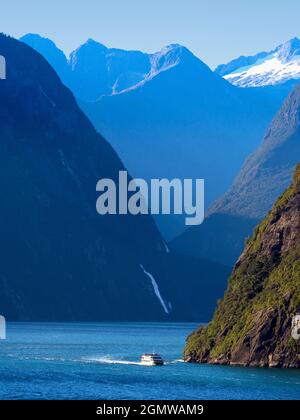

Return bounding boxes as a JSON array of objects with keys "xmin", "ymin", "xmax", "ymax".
[{"xmin": 184, "ymin": 164, "xmax": 300, "ymax": 368}]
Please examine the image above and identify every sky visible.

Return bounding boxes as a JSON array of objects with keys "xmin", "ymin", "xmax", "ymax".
[{"xmin": 1, "ymin": 0, "xmax": 300, "ymax": 69}]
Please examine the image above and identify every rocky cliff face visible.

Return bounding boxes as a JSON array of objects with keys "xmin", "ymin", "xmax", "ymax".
[{"xmin": 184, "ymin": 164, "xmax": 300, "ymax": 368}]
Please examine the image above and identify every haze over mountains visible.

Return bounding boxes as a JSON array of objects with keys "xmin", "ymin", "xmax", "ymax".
[
  {"xmin": 21, "ymin": 34, "xmax": 291, "ymax": 238},
  {"xmin": 173, "ymin": 79, "xmax": 300, "ymax": 266},
  {"xmin": 216, "ymin": 37, "xmax": 300, "ymax": 88},
  {"xmin": 0, "ymin": 34, "xmax": 230, "ymax": 321},
  {"xmin": 210, "ymin": 81, "xmax": 300, "ymax": 219}
]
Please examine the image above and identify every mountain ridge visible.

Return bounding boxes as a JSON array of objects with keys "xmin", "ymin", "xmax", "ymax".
[
  {"xmin": 21, "ymin": 33, "xmax": 292, "ymax": 238},
  {"xmin": 21, "ymin": 34, "xmax": 204, "ymax": 100}
]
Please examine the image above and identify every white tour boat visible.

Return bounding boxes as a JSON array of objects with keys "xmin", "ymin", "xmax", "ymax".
[{"xmin": 140, "ymin": 353, "xmax": 164, "ymax": 366}]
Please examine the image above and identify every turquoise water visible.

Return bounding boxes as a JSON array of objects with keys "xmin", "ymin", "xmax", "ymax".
[{"xmin": 0, "ymin": 322, "xmax": 299, "ymax": 400}]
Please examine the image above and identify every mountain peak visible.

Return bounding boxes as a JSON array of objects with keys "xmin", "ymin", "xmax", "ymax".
[
  {"xmin": 150, "ymin": 43, "xmax": 200, "ymax": 75},
  {"xmin": 285, "ymin": 36, "xmax": 300, "ymax": 46},
  {"xmin": 21, "ymin": 33, "xmax": 50, "ymax": 42},
  {"xmin": 20, "ymin": 33, "xmax": 69, "ymax": 84},
  {"xmin": 20, "ymin": 33, "xmax": 66, "ymax": 56},
  {"xmin": 21, "ymin": 33, "xmax": 44, "ymax": 41},
  {"xmin": 161, "ymin": 43, "xmax": 195, "ymax": 59},
  {"xmin": 164, "ymin": 43, "xmax": 187, "ymax": 51},
  {"xmin": 74, "ymin": 38, "xmax": 108, "ymax": 54},
  {"xmin": 85, "ymin": 38, "xmax": 107, "ymax": 48},
  {"xmin": 276, "ymin": 37, "xmax": 300, "ymax": 63},
  {"xmin": 68, "ymin": 39, "xmax": 109, "ymax": 76}
]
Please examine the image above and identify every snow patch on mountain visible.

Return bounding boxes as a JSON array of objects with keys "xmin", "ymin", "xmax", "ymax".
[{"xmin": 219, "ymin": 38, "xmax": 300, "ymax": 87}]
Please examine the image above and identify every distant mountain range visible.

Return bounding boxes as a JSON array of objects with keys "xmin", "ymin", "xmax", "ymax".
[
  {"xmin": 21, "ymin": 34, "xmax": 194, "ymax": 101},
  {"xmin": 172, "ymin": 80, "xmax": 300, "ymax": 266},
  {"xmin": 216, "ymin": 37, "xmax": 300, "ymax": 88},
  {"xmin": 0, "ymin": 34, "xmax": 230, "ymax": 322},
  {"xmin": 20, "ymin": 34, "xmax": 292, "ymax": 238}
]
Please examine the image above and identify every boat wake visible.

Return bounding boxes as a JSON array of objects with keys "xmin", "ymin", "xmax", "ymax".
[
  {"xmin": 82, "ymin": 356, "xmax": 184, "ymax": 366},
  {"xmin": 169, "ymin": 358, "xmax": 184, "ymax": 364},
  {"xmin": 83, "ymin": 356, "xmax": 142, "ymax": 366}
]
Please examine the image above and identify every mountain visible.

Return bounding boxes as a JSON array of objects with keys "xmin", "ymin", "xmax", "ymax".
[
  {"xmin": 80, "ymin": 45, "xmax": 289, "ymax": 238},
  {"xmin": 0, "ymin": 34, "xmax": 229, "ymax": 321},
  {"xmin": 216, "ymin": 38, "xmax": 300, "ymax": 88},
  {"xmin": 20, "ymin": 34, "xmax": 152, "ymax": 101},
  {"xmin": 172, "ymin": 80, "xmax": 300, "ymax": 266},
  {"xmin": 20, "ymin": 34, "xmax": 290, "ymax": 239},
  {"xmin": 211, "ymin": 80, "xmax": 300, "ymax": 219},
  {"xmin": 20, "ymin": 33, "xmax": 70, "ymax": 85},
  {"xmin": 184, "ymin": 164, "xmax": 300, "ymax": 368}
]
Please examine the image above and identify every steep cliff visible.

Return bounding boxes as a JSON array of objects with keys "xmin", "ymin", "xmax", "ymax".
[
  {"xmin": 0, "ymin": 33, "xmax": 168, "ymax": 321},
  {"xmin": 184, "ymin": 165, "xmax": 300, "ymax": 367}
]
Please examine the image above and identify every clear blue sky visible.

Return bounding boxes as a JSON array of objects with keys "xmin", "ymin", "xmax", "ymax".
[{"xmin": 1, "ymin": 0, "xmax": 300, "ymax": 68}]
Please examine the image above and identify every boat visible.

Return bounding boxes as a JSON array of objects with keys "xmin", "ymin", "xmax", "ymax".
[{"xmin": 140, "ymin": 353, "xmax": 164, "ymax": 366}]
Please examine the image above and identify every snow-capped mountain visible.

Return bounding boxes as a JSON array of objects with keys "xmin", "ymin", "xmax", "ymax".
[{"xmin": 216, "ymin": 37, "xmax": 300, "ymax": 87}]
